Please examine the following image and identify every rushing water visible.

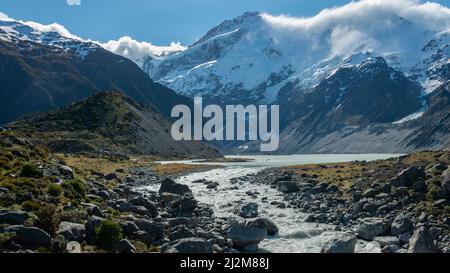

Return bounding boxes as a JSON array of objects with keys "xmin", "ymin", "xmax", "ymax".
[{"xmin": 137, "ymin": 154, "xmax": 401, "ymax": 253}]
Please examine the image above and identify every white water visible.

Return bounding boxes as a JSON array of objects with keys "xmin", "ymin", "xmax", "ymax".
[{"xmin": 137, "ymin": 154, "xmax": 401, "ymax": 253}]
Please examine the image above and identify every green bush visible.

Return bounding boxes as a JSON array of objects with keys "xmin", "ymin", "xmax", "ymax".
[
  {"xmin": 95, "ymin": 220, "xmax": 123, "ymax": 251},
  {"xmin": 63, "ymin": 180, "xmax": 87, "ymax": 199},
  {"xmin": 0, "ymin": 232, "xmax": 15, "ymax": 246},
  {"xmin": 22, "ymin": 200, "xmax": 42, "ymax": 212},
  {"xmin": 47, "ymin": 184, "xmax": 63, "ymax": 197},
  {"xmin": 35, "ymin": 204, "xmax": 61, "ymax": 236},
  {"xmin": 20, "ymin": 164, "xmax": 43, "ymax": 178}
]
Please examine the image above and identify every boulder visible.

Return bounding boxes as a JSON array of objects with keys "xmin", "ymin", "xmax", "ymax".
[
  {"xmin": 391, "ymin": 166, "xmax": 425, "ymax": 188},
  {"xmin": 58, "ymin": 165, "xmax": 74, "ymax": 179},
  {"xmin": 57, "ymin": 222, "xmax": 86, "ymax": 242},
  {"xmin": 114, "ymin": 239, "xmax": 136, "ymax": 253},
  {"xmin": 373, "ymin": 236, "xmax": 400, "ymax": 247},
  {"xmin": 247, "ymin": 218, "xmax": 279, "ymax": 236},
  {"xmin": 277, "ymin": 181, "xmax": 299, "ymax": 193},
  {"xmin": 357, "ymin": 218, "xmax": 389, "ymax": 240},
  {"xmin": 85, "ymin": 216, "xmax": 104, "ymax": 244},
  {"xmin": 129, "ymin": 196, "xmax": 158, "ymax": 217},
  {"xmin": 121, "ymin": 221, "xmax": 140, "ymax": 237},
  {"xmin": 321, "ymin": 233, "xmax": 357, "ymax": 253},
  {"xmin": 441, "ymin": 168, "xmax": 450, "ymax": 197},
  {"xmin": 168, "ymin": 218, "xmax": 196, "ymax": 229},
  {"xmin": 134, "ymin": 220, "xmax": 164, "ymax": 241},
  {"xmin": 180, "ymin": 195, "xmax": 198, "ymax": 212},
  {"xmin": 234, "ymin": 203, "xmax": 259, "ymax": 219},
  {"xmin": 159, "ymin": 178, "xmax": 192, "ymax": 195},
  {"xmin": 170, "ymin": 225, "xmax": 196, "ymax": 241},
  {"xmin": 161, "ymin": 238, "xmax": 213, "ymax": 253},
  {"xmin": 0, "ymin": 210, "xmax": 28, "ymax": 225},
  {"xmin": 408, "ymin": 226, "xmax": 437, "ymax": 253},
  {"xmin": 391, "ymin": 214, "xmax": 413, "ymax": 236},
  {"xmin": 227, "ymin": 224, "xmax": 267, "ymax": 248},
  {"xmin": 2, "ymin": 225, "xmax": 51, "ymax": 249}
]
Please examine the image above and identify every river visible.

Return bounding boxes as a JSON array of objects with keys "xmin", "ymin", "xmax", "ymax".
[{"xmin": 137, "ymin": 154, "xmax": 401, "ymax": 253}]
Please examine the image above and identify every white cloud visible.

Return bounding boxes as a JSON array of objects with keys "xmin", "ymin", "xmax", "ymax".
[
  {"xmin": 24, "ymin": 21, "xmax": 82, "ymax": 40},
  {"xmin": 260, "ymin": 0, "xmax": 450, "ymax": 57},
  {"xmin": 66, "ymin": 0, "xmax": 81, "ymax": 6},
  {"xmin": 100, "ymin": 36, "xmax": 186, "ymax": 64}
]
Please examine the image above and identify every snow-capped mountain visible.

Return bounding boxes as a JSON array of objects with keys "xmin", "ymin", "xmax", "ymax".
[
  {"xmin": 0, "ymin": 12, "xmax": 192, "ymax": 124},
  {"xmin": 108, "ymin": 0, "xmax": 449, "ymax": 111},
  {"xmin": 0, "ymin": 13, "xmax": 99, "ymax": 59}
]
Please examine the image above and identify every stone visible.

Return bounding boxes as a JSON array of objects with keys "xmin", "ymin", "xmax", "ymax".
[
  {"xmin": 57, "ymin": 222, "xmax": 86, "ymax": 242},
  {"xmin": 58, "ymin": 165, "xmax": 74, "ymax": 179},
  {"xmin": 2, "ymin": 225, "xmax": 51, "ymax": 249},
  {"xmin": 408, "ymin": 226, "xmax": 436, "ymax": 253},
  {"xmin": 243, "ymin": 243, "xmax": 259, "ymax": 252},
  {"xmin": 168, "ymin": 217, "xmax": 196, "ymax": 229},
  {"xmin": 373, "ymin": 236, "xmax": 400, "ymax": 247},
  {"xmin": 276, "ymin": 181, "xmax": 299, "ymax": 193},
  {"xmin": 114, "ymin": 239, "xmax": 136, "ymax": 253},
  {"xmin": 134, "ymin": 220, "xmax": 164, "ymax": 241},
  {"xmin": 85, "ymin": 216, "xmax": 104, "ymax": 244},
  {"xmin": 227, "ymin": 224, "xmax": 267, "ymax": 248},
  {"xmin": 170, "ymin": 225, "xmax": 196, "ymax": 241},
  {"xmin": 180, "ymin": 195, "xmax": 198, "ymax": 212},
  {"xmin": 105, "ymin": 173, "xmax": 118, "ymax": 181},
  {"xmin": 442, "ymin": 168, "xmax": 450, "ymax": 197},
  {"xmin": 357, "ymin": 218, "xmax": 389, "ymax": 240},
  {"xmin": 159, "ymin": 178, "xmax": 192, "ymax": 195},
  {"xmin": 161, "ymin": 238, "xmax": 213, "ymax": 253},
  {"xmin": 391, "ymin": 214, "xmax": 413, "ymax": 236},
  {"xmin": 363, "ymin": 188, "xmax": 379, "ymax": 198},
  {"xmin": 66, "ymin": 241, "xmax": 82, "ymax": 253},
  {"xmin": 247, "ymin": 218, "xmax": 279, "ymax": 236},
  {"xmin": 391, "ymin": 166, "xmax": 425, "ymax": 188},
  {"xmin": 381, "ymin": 244, "xmax": 401, "ymax": 253},
  {"xmin": 129, "ymin": 196, "xmax": 158, "ymax": 217},
  {"xmin": 87, "ymin": 206, "xmax": 104, "ymax": 218},
  {"xmin": 234, "ymin": 203, "xmax": 259, "ymax": 218},
  {"xmin": 0, "ymin": 210, "xmax": 28, "ymax": 225},
  {"xmin": 121, "ymin": 221, "xmax": 140, "ymax": 237},
  {"xmin": 411, "ymin": 180, "xmax": 427, "ymax": 192},
  {"xmin": 97, "ymin": 190, "xmax": 111, "ymax": 200},
  {"xmin": 130, "ymin": 206, "xmax": 152, "ymax": 216},
  {"xmin": 321, "ymin": 233, "xmax": 357, "ymax": 253}
]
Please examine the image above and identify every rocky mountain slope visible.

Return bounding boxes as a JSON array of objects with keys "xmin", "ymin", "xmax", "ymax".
[
  {"xmin": 106, "ymin": 0, "xmax": 450, "ymax": 153},
  {"xmin": 7, "ymin": 91, "xmax": 221, "ymax": 159},
  {"xmin": 0, "ymin": 17, "xmax": 191, "ymax": 124}
]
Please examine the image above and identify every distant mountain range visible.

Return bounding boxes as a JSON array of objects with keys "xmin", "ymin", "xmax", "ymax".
[
  {"xmin": 105, "ymin": 0, "xmax": 450, "ymax": 153},
  {"xmin": 1, "ymin": 0, "xmax": 449, "ymax": 154}
]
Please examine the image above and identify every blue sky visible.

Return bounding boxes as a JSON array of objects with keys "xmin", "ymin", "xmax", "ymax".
[{"xmin": 1, "ymin": 0, "xmax": 449, "ymax": 45}]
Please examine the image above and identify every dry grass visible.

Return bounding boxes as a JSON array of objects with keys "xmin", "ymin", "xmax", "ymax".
[
  {"xmin": 284, "ymin": 162, "xmax": 366, "ymax": 190},
  {"xmin": 59, "ymin": 154, "xmax": 156, "ymax": 179},
  {"xmin": 153, "ymin": 163, "xmax": 221, "ymax": 176}
]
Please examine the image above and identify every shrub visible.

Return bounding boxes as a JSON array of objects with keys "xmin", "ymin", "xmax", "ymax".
[
  {"xmin": 47, "ymin": 184, "xmax": 63, "ymax": 197},
  {"xmin": 63, "ymin": 179, "xmax": 86, "ymax": 199},
  {"xmin": 95, "ymin": 220, "xmax": 123, "ymax": 251},
  {"xmin": 20, "ymin": 164, "xmax": 43, "ymax": 178},
  {"xmin": 35, "ymin": 204, "xmax": 61, "ymax": 236},
  {"xmin": 22, "ymin": 200, "xmax": 42, "ymax": 212},
  {"xmin": 0, "ymin": 232, "xmax": 15, "ymax": 246}
]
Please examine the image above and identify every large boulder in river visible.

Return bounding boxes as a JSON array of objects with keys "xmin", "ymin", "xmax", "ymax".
[
  {"xmin": 161, "ymin": 238, "xmax": 213, "ymax": 253},
  {"xmin": 357, "ymin": 218, "xmax": 389, "ymax": 240},
  {"xmin": 277, "ymin": 181, "xmax": 299, "ymax": 193},
  {"xmin": 408, "ymin": 226, "xmax": 437, "ymax": 253},
  {"xmin": 1, "ymin": 225, "xmax": 51, "ymax": 249},
  {"xmin": 391, "ymin": 166, "xmax": 425, "ymax": 188},
  {"xmin": 234, "ymin": 203, "xmax": 259, "ymax": 218},
  {"xmin": 248, "ymin": 218, "xmax": 279, "ymax": 236},
  {"xmin": 391, "ymin": 214, "xmax": 413, "ymax": 236},
  {"xmin": 227, "ymin": 224, "xmax": 267, "ymax": 249},
  {"xmin": 57, "ymin": 222, "xmax": 86, "ymax": 242},
  {"xmin": 159, "ymin": 178, "xmax": 192, "ymax": 195},
  {"xmin": 321, "ymin": 232, "xmax": 357, "ymax": 253}
]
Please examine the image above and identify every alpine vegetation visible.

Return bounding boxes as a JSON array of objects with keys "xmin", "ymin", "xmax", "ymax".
[{"xmin": 171, "ymin": 97, "xmax": 280, "ymax": 152}]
